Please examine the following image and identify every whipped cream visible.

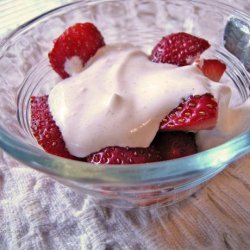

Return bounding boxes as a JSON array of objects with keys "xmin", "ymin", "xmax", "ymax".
[{"xmin": 49, "ymin": 44, "xmax": 233, "ymax": 157}]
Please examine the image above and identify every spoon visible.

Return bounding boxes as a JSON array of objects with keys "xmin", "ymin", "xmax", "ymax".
[{"xmin": 224, "ymin": 16, "xmax": 250, "ymax": 73}]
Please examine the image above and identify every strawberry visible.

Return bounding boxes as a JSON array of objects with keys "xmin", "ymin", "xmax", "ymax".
[
  {"xmin": 160, "ymin": 93, "xmax": 218, "ymax": 131},
  {"xmin": 30, "ymin": 96, "xmax": 78, "ymax": 159},
  {"xmin": 152, "ymin": 132, "xmax": 197, "ymax": 160},
  {"xmin": 197, "ymin": 59, "xmax": 226, "ymax": 82},
  {"xmin": 150, "ymin": 32, "xmax": 210, "ymax": 66},
  {"xmin": 86, "ymin": 146, "xmax": 162, "ymax": 164},
  {"xmin": 48, "ymin": 22, "xmax": 105, "ymax": 79}
]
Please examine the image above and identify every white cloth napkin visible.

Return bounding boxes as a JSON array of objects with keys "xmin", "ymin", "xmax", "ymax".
[{"xmin": 0, "ymin": 1, "xmax": 250, "ymax": 249}]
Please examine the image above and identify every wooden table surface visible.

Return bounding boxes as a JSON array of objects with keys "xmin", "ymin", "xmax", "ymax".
[{"xmin": 144, "ymin": 155, "xmax": 250, "ymax": 249}]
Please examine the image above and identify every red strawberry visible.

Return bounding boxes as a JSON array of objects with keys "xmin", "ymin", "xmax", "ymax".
[
  {"xmin": 86, "ymin": 146, "xmax": 162, "ymax": 164},
  {"xmin": 150, "ymin": 32, "xmax": 210, "ymax": 66},
  {"xmin": 160, "ymin": 93, "xmax": 218, "ymax": 131},
  {"xmin": 49, "ymin": 22, "xmax": 105, "ymax": 79},
  {"xmin": 152, "ymin": 132, "xmax": 197, "ymax": 160},
  {"xmin": 197, "ymin": 59, "xmax": 226, "ymax": 82},
  {"xmin": 31, "ymin": 96, "xmax": 78, "ymax": 159}
]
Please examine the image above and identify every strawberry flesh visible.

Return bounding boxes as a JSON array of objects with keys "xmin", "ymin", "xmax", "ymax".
[
  {"xmin": 160, "ymin": 93, "xmax": 218, "ymax": 131},
  {"xmin": 86, "ymin": 146, "xmax": 162, "ymax": 164},
  {"xmin": 152, "ymin": 132, "xmax": 197, "ymax": 160},
  {"xmin": 49, "ymin": 22, "xmax": 105, "ymax": 79},
  {"xmin": 31, "ymin": 96, "xmax": 79, "ymax": 160},
  {"xmin": 150, "ymin": 32, "xmax": 210, "ymax": 66},
  {"xmin": 197, "ymin": 59, "xmax": 226, "ymax": 82}
]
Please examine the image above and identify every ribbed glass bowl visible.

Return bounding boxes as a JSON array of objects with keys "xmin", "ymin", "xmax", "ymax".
[{"xmin": 0, "ymin": 0, "xmax": 250, "ymax": 208}]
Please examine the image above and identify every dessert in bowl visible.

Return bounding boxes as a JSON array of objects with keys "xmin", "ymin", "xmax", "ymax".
[{"xmin": 0, "ymin": 0, "xmax": 250, "ymax": 208}]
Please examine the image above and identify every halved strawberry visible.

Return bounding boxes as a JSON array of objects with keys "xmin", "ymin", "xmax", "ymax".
[
  {"xmin": 86, "ymin": 146, "xmax": 162, "ymax": 164},
  {"xmin": 152, "ymin": 132, "xmax": 197, "ymax": 160},
  {"xmin": 150, "ymin": 32, "xmax": 210, "ymax": 66},
  {"xmin": 160, "ymin": 93, "xmax": 218, "ymax": 131},
  {"xmin": 49, "ymin": 22, "xmax": 105, "ymax": 79},
  {"xmin": 31, "ymin": 96, "xmax": 78, "ymax": 159},
  {"xmin": 197, "ymin": 59, "xmax": 226, "ymax": 82}
]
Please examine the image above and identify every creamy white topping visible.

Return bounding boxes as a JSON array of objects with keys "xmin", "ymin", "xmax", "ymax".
[
  {"xmin": 64, "ymin": 56, "xmax": 84, "ymax": 76},
  {"xmin": 49, "ymin": 44, "xmax": 232, "ymax": 157}
]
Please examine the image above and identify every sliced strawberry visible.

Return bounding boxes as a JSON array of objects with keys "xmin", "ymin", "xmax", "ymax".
[
  {"xmin": 30, "ymin": 96, "xmax": 78, "ymax": 159},
  {"xmin": 49, "ymin": 22, "xmax": 105, "ymax": 79},
  {"xmin": 86, "ymin": 146, "xmax": 162, "ymax": 164},
  {"xmin": 152, "ymin": 132, "xmax": 197, "ymax": 160},
  {"xmin": 150, "ymin": 32, "xmax": 210, "ymax": 66},
  {"xmin": 160, "ymin": 93, "xmax": 218, "ymax": 131},
  {"xmin": 197, "ymin": 59, "xmax": 226, "ymax": 82}
]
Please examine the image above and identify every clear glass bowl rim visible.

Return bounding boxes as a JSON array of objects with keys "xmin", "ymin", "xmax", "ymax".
[{"xmin": 0, "ymin": 0, "xmax": 250, "ymax": 185}]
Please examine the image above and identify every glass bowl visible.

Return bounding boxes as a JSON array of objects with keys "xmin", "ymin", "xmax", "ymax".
[{"xmin": 0, "ymin": 0, "xmax": 250, "ymax": 208}]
